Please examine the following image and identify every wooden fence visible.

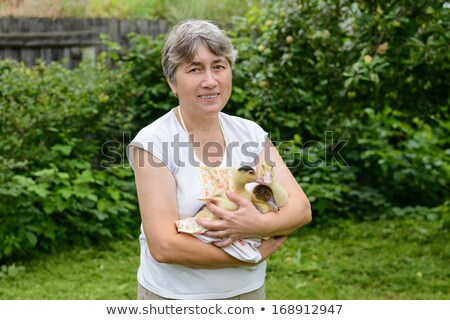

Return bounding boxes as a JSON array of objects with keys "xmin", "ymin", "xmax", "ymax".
[{"xmin": 0, "ymin": 17, "xmax": 169, "ymax": 68}]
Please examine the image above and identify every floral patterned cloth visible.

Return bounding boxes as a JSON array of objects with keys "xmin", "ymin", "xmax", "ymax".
[
  {"xmin": 198, "ymin": 166, "xmax": 237, "ymax": 198},
  {"xmin": 175, "ymin": 217, "xmax": 208, "ymax": 234}
]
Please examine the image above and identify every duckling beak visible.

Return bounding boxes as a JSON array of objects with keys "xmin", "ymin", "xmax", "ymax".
[{"xmin": 268, "ymin": 196, "xmax": 279, "ymax": 212}]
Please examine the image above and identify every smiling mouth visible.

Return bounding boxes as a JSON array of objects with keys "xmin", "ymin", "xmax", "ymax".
[{"xmin": 198, "ymin": 93, "xmax": 220, "ymax": 99}]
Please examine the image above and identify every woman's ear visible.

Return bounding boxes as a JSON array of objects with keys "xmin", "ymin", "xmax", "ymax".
[{"xmin": 166, "ymin": 77, "xmax": 178, "ymax": 98}]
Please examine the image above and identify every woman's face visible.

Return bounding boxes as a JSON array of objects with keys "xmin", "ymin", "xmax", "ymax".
[{"xmin": 169, "ymin": 43, "xmax": 232, "ymax": 117}]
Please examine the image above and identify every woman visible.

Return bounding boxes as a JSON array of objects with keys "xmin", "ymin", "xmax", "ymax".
[{"xmin": 127, "ymin": 20, "xmax": 311, "ymax": 300}]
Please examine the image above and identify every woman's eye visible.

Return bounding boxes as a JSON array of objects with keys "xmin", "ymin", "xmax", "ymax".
[
  {"xmin": 214, "ymin": 65, "xmax": 225, "ymax": 70},
  {"xmin": 188, "ymin": 68, "xmax": 200, "ymax": 73}
]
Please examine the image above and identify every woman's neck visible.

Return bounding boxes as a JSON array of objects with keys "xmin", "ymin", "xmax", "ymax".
[
  {"xmin": 175, "ymin": 106, "xmax": 227, "ymax": 167},
  {"xmin": 176, "ymin": 106, "xmax": 221, "ymax": 135}
]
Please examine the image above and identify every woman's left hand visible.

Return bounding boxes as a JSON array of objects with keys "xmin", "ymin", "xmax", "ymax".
[{"xmin": 196, "ymin": 191, "xmax": 267, "ymax": 247}]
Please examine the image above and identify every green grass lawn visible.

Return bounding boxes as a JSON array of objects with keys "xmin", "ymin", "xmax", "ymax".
[
  {"xmin": 267, "ymin": 219, "xmax": 449, "ymax": 299},
  {"xmin": 0, "ymin": 218, "xmax": 448, "ymax": 300}
]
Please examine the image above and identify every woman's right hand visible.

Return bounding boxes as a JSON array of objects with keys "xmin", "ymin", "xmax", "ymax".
[{"xmin": 257, "ymin": 236, "xmax": 287, "ymax": 262}]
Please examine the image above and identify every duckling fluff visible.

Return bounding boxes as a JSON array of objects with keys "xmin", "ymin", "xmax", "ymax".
[
  {"xmin": 196, "ymin": 183, "xmax": 280, "ymax": 219},
  {"xmin": 256, "ymin": 161, "xmax": 288, "ymax": 206},
  {"xmin": 195, "ymin": 166, "xmax": 257, "ymax": 219}
]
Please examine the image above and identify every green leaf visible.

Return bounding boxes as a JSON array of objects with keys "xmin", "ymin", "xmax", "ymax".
[
  {"xmin": 12, "ymin": 175, "xmax": 35, "ymax": 186},
  {"xmin": 51, "ymin": 144, "xmax": 73, "ymax": 156},
  {"xmin": 43, "ymin": 202, "xmax": 55, "ymax": 214},
  {"xmin": 33, "ymin": 169, "xmax": 55, "ymax": 177},
  {"xmin": 94, "ymin": 210, "xmax": 109, "ymax": 221},
  {"xmin": 87, "ymin": 194, "xmax": 98, "ymax": 202},
  {"xmin": 58, "ymin": 188, "xmax": 73, "ymax": 199},
  {"xmin": 408, "ymin": 37, "xmax": 425, "ymax": 47},
  {"xmin": 344, "ymin": 78, "xmax": 353, "ymax": 88},
  {"xmin": 25, "ymin": 232, "xmax": 37, "ymax": 246},
  {"xmin": 57, "ymin": 172, "xmax": 70, "ymax": 180},
  {"xmin": 29, "ymin": 185, "xmax": 48, "ymax": 198},
  {"xmin": 97, "ymin": 198, "xmax": 110, "ymax": 212}
]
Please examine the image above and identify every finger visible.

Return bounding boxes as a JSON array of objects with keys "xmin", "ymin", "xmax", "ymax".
[
  {"xmin": 225, "ymin": 191, "xmax": 250, "ymax": 207},
  {"xmin": 206, "ymin": 202, "xmax": 237, "ymax": 220},
  {"xmin": 214, "ymin": 237, "xmax": 234, "ymax": 247},
  {"xmin": 203, "ymin": 230, "xmax": 227, "ymax": 238},
  {"xmin": 205, "ymin": 201, "xmax": 229, "ymax": 219}
]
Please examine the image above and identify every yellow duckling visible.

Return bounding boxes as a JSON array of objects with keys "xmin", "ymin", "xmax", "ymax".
[
  {"xmin": 195, "ymin": 193, "xmax": 236, "ymax": 219},
  {"xmin": 230, "ymin": 166, "xmax": 257, "ymax": 201},
  {"xmin": 256, "ymin": 161, "xmax": 288, "ymax": 206},
  {"xmin": 195, "ymin": 166, "xmax": 257, "ymax": 219}
]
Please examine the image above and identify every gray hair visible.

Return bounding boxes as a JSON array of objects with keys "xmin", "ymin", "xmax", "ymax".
[{"xmin": 162, "ymin": 20, "xmax": 237, "ymax": 84}]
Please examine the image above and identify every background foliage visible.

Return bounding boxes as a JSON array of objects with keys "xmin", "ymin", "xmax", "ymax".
[
  {"xmin": 0, "ymin": 58, "xmax": 138, "ymax": 262},
  {"xmin": 227, "ymin": 0, "xmax": 449, "ymax": 220},
  {"xmin": 0, "ymin": 0, "xmax": 449, "ymax": 264},
  {"xmin": 0, "ymin": 0, "xmax": 264, "ymax": 24}
]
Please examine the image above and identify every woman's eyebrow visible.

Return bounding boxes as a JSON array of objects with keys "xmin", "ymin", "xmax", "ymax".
[
  {"xmin": 212, "ymin": 58, "xmax": 227, "ymax": 64},
  {"xmin": 186, "ymin": 58, "xmax": 227, "ymax": 67},
  {"xmin": 186, "ymin": 61, "xmax": 202, "ymax": 67}
]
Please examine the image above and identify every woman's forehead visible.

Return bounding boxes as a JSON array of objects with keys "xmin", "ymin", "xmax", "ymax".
[{"xmin": 183, "ymin": 43, "xmax": 228, "ymax": 65}]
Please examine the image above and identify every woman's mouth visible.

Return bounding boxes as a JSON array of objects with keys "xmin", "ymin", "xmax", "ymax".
[{"xmin": 198, "ymin": 93, "xmax": 220, "ymax": 99}]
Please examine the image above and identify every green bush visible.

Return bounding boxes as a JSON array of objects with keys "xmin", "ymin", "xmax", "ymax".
[
  {"xmin": 229, "ymin": 0, "xmax": 450, "ymax": 220},
  {"xmin": 0, "ymin": 59, "xmax": 138, "ymax": 263},
  {"xmin": 117, "ymin": 33, "xmax": 176, "ymax": 134}
]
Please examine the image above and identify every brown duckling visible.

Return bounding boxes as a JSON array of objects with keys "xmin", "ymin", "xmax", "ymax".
[
  {"xmin": 256, "ymin": 161, "xmax": 288, "ymax": 206},
  {"xmin": 252, "ymin": 184, "xmax": 280, "ymax": 240},
  {"xmin": 251, "ymin": 184, "xmax": 279, "ymax": 213}
]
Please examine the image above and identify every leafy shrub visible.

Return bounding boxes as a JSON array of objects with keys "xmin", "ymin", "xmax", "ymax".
[
  {"xmin": 0, "ymin": 59, "xmax": 138, "ymax": 263},
  {"xmin": 354, "ymin": 108, "xmax": 449, "ymax": 207},
  {"xmin": 229, "ymin": 0, "xmax": 449, "ymax": 221},
  {"xmin": 116, "ymin": 33, "xmax": 176, "ymax": 135}
]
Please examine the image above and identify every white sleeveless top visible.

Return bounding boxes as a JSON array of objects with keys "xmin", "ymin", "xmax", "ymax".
[{"xmin": 127, "ymin": 109, "xmax": 268, "ymax": 299}]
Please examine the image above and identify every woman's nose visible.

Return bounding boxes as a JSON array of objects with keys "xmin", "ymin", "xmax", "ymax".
[{"xmin": 201, "ymin": 69, "xmax": 218, "ymax": 88}]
